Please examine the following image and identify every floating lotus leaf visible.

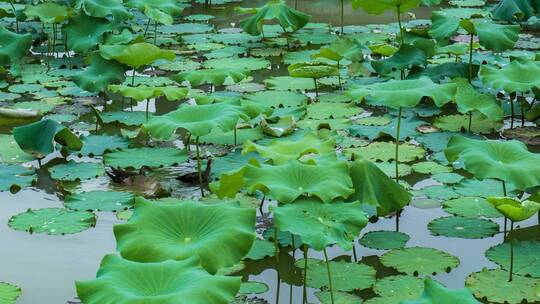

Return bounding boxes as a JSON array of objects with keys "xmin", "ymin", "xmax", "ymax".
[
  {"xmin": 453, "ymin": 78, "xmax": 504, "ymax": 122},
  {"xmin": 264, "ymin": 76, "xmax": 315, "ymax": 91},
  {"xmin": 12, "ymin": 119, "xmax": 83, "ymax": 159},
  {"xmin": 114, "ymin": 198, "xmax": 256, "ymax": 274},
  {"xmin": 486, "ymin": 241, "xmax": 540, "ymax": 278},
  {"xmin": 272, "ymin": 197, "xmax": 367, "ymax": 251},
  {"xmin": 466, "ymin": 268, "xmax": 540, "ymax": 304},
  {"xmin": 74, "ymin": 0, "xmax": 132, "ymax": 23},
  {"xmin": 381, "ymin": 247, "xmax": 460, "ymax": 275},
  {"xmin": 174, "ymin": 68, "xmax": 250, "ymax": 87},
  {"xmin": 73, "ymin": 53, "xmax": 128, "ymax": 93},
  {"xmin": 427, "ymin": 216, "xmax": 499, "ymax": 239},
  {"xmin": 288, "ymin": 62, "xmax": 339, "ymax": 79},
  {"xmin": 297, "ymin": 259, "xmax": 376, "ymax": 291},
  {"xmin": 64, "ymin": 15, "xmax": 113, "ymax": 53},
  {"xmin": 200, "ymin": 127, "xmax": 264, "ymax": 145},
  {"xmin": 8, "ymin": 208, "xmax": 96, "ymax": 235},
  {"xmin": 349, "ymin": 115, "xmax": 422, "ymax": 141},
  {"xmin": 369, "ymin": 275, "xmax": 424, "ymax": 304},
  {"xmin": 244, "ymin": 239, "xmax": 275, "ymax": 260},
  {"xmin": 0, "ymin": 282, "xmax": 21, "ymax": 304},
  {"xmin": 443, "ymin": 197, "xmax": 502, "ymax": 218},
  {"xmin": 346, "ymin": 142, "xmax": 426, "ymax": 163},
  {"xmin": 402, "ymin": 278, "xmax": 481, "ymax": 304},
  {"xmin": 372, "ymin": 44, "xmax": 427, "ymax": 75},
  {"xmin": 0, "ymin": 164, "xmax": 36, "ymax": 193},
  {"xmin": 0, "ymin": 26, "xmax": 32, "ymax": 67},
  {"xmin": 144, "ymin": 101, "xmax": 247, "ymax": 139},
  {"xmin": 445, "ymin": 135, "xmax": 540, "ymax": 190},
  {"xmin": 487, "ymin": 197, "xmax": 540, "ymax": 222},
  {"xmin": 242, "ymin": 133, "xmax": 335, "ymax": 165},
  {"xmin": 203, "ymin": 57, "xmax": 270, "ymax": 71},
  {"xmin": 65, "ymin": 191, "xmax": 134, "ymax": 212},
  {"xmin": 416, "ymin": 185, "xmax": 459, "ymax": 200},
  {"xmin": 480, "ymin": 60, "xmax": 540, "ymax": 93},
  {"xmin": 351, "ymin": 0, "xmax": 421, "ymax": 14},
  {"xmin": 0, "ymin": 135, "xmax": 33, "ymax": 164},
  {"xmin": 238, "ymin": 0, "xmax": 311, "ymax": 36},
  {"xmin": 95, "ymin": 110, "xmax": 149, "ymax": 126},
  {"xmin": 242, "ymin": 158, "xmax": 354, "ymax": 203},
  {"xmin": 76, "ymin": 255, "xmax": 240, "ymax": 304},
  {"xmin": 347, "ymin": 77, "xmax": 457, "ymax": 109},
  {"xmin": 49, "ymin": 161, "xmax": 105, "ymax": 181},
  {"xmin": 359, "ymin": 231, "xmax": 410, "ymax": 250},
  {"xmin": 411, "ymin": 161, "xmax": 452, "ymax": 174},
  {"xmin": 348, "ymin": 158, "xmax": 412, "ymax": 216},
  {"xmin": 306, "ymin": 102, "xmax": 362, "ymax": 120},
  {"xmin": 245, "ymin": 90, "xmax": 307, "ymax": 109},
  {"xmin": 108, "ymin": 85, "xmax": 188, "ymax": 101},
  {"xmin": 453, "ymin": 178, "xmax": 515, "ymax": 197},
  {"xmin": 100, "ymin": 42, "xmax": 175, "ymax": 69},
  {"xmin": 104, "ymin": 147, "xmax": 188, "ymax": 169},
  {"xmin": 78, "ymin": 135, "xmax": 129, "ymax": 157},
  {"xmin": 315, "ymin": 291, "xmax": 363, "ymax": 304},
  {"xmin": 239, "ymin": 282, "xmax": 269, "ymax": 295},
  {"xmin": 24, "ymin": 2, "xmax": 70, "ymax": 23}
]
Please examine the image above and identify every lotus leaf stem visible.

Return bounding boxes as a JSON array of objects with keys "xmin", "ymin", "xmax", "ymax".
[
  {"xmin": 468, "ymin": 33, "xmax": 473, "ymax": 83},
  {"xmin": 352, "ymin": 244, "xmax": 358, "ymax": 262},
  {"xmin": 234, "ymin": 126, "xmax": 237, "ymax": 146},
  {"xmin": 274, "ymin": 227, "xmax": 281, "ymax": 304},
  {"xmin": 302, "ymin": 245, "xmax": 308, "ymax": 304},
  {"xmin": 520, "ymin": 94, "xmax": 525, "ymax": 128},
  {"xmin": 396, "ymin": 5, "xmax": 404, "ymax": 46},
  {"xmin": 502, "ymin": 180, "xmax": 507, "ymax": 240},
  {"xmin": 195, "ymin": 136, "xmax": 205, "ymax": 197},
  {"xmin": 259, "ymin": 195, "xmax": 265, "ymax": 215},
  {"xmin": 9, "ymin": 1, "xmax": 18, "ymax": 32},
  {"xmin": 313, "ymin": 78, "xmax": 319, "ymax": 100},
  {"xmin": 510, "ymin": 98, "xmax": 515, "ymax": 129},
  {"xmin": 290, "ymin": 237, "xmax": 296, "ymax": 304},
  {"xmin": 337, "ymin": 61, "xmax": 342, "ymax": 90},
  {"xmin": 509, "ymin": 221, "xmax": 514, "ymax": 282},
  {"xmin": 323, "ymin": 247, "xmax": 335, "ymax": 304},
  {"xmin": 143, "ymin": 17, "xmax": 151, "ymax": 37},
  {"xmin": 340, "ymin": 0, "xmax": 344, "ymax": 36},
  {"xmin": 145, "ymin": 99, "xmax": 150, "ymax": 120},
  {"xmin": 154, "ymin": 20, "xmax": 158, "ymax": 45}
]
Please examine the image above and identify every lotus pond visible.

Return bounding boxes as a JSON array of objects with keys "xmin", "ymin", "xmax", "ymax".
[{"xmin": 2, "ymin": 0, "xmax": 540, "ymax": 303}]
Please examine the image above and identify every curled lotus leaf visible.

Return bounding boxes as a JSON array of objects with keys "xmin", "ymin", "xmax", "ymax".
[
  {"xmin": 114, "ymin": 197, "xmax": 256, "ymax": 274},
  {"xmin": 0, "ymin": 26, "xmax": 32, "ymax": 67},
  {"xmin": 63, "ymin": 15, "xmax": 113, "ymax": 53},
  {"xmin": 238, "ymin": 0, "xmax": 311, "ymax": 36},
  {"xmin": 480, "ymin": 60, "xmax": 540, "ymax": 94},
  {"xmin": 173, "ymin": 68, "xmax": 250, "ymax": 87},
  {"xmin": 402, "ymin": 278, "xmax": 481, "ymax": 304},
  {"xmin": 74, "ymin": 0, "xmax": 132, "ymax": 23},
  {"xmin": 445, "ymin": 135, "xmax": 540, "ymax": 190},
  {"xmin": 452, "ymin": 78, "xmax": 503, "ymax": 122},
  {"xmin": 73, "ymin": 53, "xmax": 128, "ymax": 93},
  {"xmin": 312, "ymin": 37, "xmax": 365, "ymax": 63},
  {"xmin": 487, "ymin": 197, "xmax": 540, "ymax": 222},
  {"xmin": 381, "ymin": 247, "xmax": 460, "ymax": 276},
  {"xmin": 272, "ymin": 197, "xmax": 368, "ymax": 251},
  {"xmin": 288, "ymin": 62, "xmax": 339, "ymax": 79},
  {"xmin": 100, "ymin": 42, "xmax": 175, "ymax": 69},
  {"xmin": 76, "ymin": 255, "xmax": 241, "ymax": 304}
]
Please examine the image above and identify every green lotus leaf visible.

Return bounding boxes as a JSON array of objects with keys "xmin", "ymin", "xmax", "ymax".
[
  {"xmin": 242, "ymin": 158, "xmax": 354, "ymax": 203},
  {"xmin": 350, "ymin": 115, "xmax": 423, "ymax": 141},
  {"xmin": 452, "ymin": 78, "xmax": 503, "ymax": 122},
  {"xmin": 0, "ymin": 26, "xmax": 32, "ymax": 67},
  {"xmin": 0, "ymin": 283, "xmax": 21, "ymax": 304},
  {"xmin": 369, "ymin": 275, "xmax": 424, "ymax": 304},
  {"xmin": 104, "ymin": 147, "xmax": 188, "ymax": 169},
  {"xmin": 76, "ymin": 255, "xmax": 240, "ymax": 304},
  {"xmin": 264, "ymin": 76, "xmax": 316, "ymax": 91},
  {"xmin": 466, "ymin": 268, "xmax": 540, "ymax": 304},
  {"xmin": 487, "ymin": 197, "xmax": 540, "ymax": 222},
  {"xmin": 480, "ymin": 60, "xmax": 540, "ymax": 94},
  {"xmin": 411, "ymin": 161, "xmax": 452, "ymax": 174},
  {"xmin": 315, "ymin": 291, "xmax": 363, "ymax": 304},
  {"xmin": 416, "ymin": 185, "xmax": 459, "ymax": 201},
  {"xmin": 74, "ymin": 0, "xmax": 132, "ymax": 23},
  {"xmin": 78, "ymin": 135, "xmax": 129, "ymax": 157},
  {"xmin": 65, "ymin": 191, "xmax": 134, "ymax": 212},
  {"xmin": 64, "ymin": 14, "xmax": 113, "ymax": 53},
  {"xmin": 288, "ymin": 62, "xmax": 339, "ymax": 79},
  {"xmin": 24, "ymin": 2, "xmax": 70, "ymax": 23},
  {"xmin": 12, "ymin": 119, "xmax": 83, "ymax": 159},
  {"xmin": 49, "ymin": 161, "xmax": 105, "ymax": 181},
  {"xmin": 486, "ymin": 241, "xmax": 540, "ymax": 278},
  {"xmin": 73, "ymin": 53, "xmax": 128, "ymax": 93},
  {"xmin": 8, "ymin": 208, "xmax": 96, "ymax": 235},
  {"xmin": 200, "ymin": 127, "xmax": 264, "ymax": 145},
  {"xmin": 143, "ymin": 100, "xmax": 248, "ymax": 139},
  {"xmin": 402, "ymin": 278, "xmax": 481, "ymax": 304},
  {"xmin": 245, "ymin": 90, "xmax": 308, "ymax": 109},
  {"xmin": 100, "ymin": 42, "xmax": 175, "ymax": 69},
  {"xmin": 381, "ymin": 247, "xmax": 460, "ymax": 276},
  {"xmin": 454, "ymin": 178, "xmax": 516, "ymax": 198},
  {"xmin": 359, "ymin": 231, "xmax": 410, "ymax": 250},
  {"xmin": 244, "ymin": 239, "xmax": 275, "ymax": 260},
  {"xmin": 242, "ymin": 133, "xmax": 335, "ymax": 165},
  {"xmin": 0, "ymin": 134, "xmax": 34, "ymax": 164},
  {"xmin": 203, "ymin": 57, "xmax": 270, "ymax": 71},
  {"xmin": 445, "ymin": 135, "xmax": 540, "ymax": 190},
  {"xmin": 174, "ymin": 68, "xmax": 250, "ymax": 87},
  {"xmin": 296, "ymin": 259, "xmax": 376, "ymax": 291},
  {"xmin": 94, "ymin": 110, "xmax": 149, "ymax": 127},
  {"xmin": 348, "ymin": 158, "xmax": 412, "ymax": 216},
  {"xmin": 346, "ymin": 77, "xmax": 457, "ymax": 109},
  {"xmin": 351, "ymin": 0, "xmax": 421, "ymax": 14},
  {"xmin": 272, "ymin": 197, "xmax": 367, "ymax": 251},
  {"xmin": 108, "ymin": 85, "xmax": 188, "ymax": 101},
  {"xmin": 127, "ymin": 0, "xmax": 184, "ymax": 19},
  {"xmin": 312, "ymin": 37, "xmax": 365, "ymax": 63},
  {"xmin": 114, "ymin": 197, "xmax": 256, "ymax": 274},
  {"xmin": 261, "ymin": 116, "xmax": 297, "ymax": 137},
  {"xmin": 306, "ymin": 102, "xmax": 363, "ymax": 120},
  {"xmin": 238, "ymin": 0, "xmax": 311, "ymax": 36},
  {"xmin": 409, "ymin": 62, "xmax": 478, "ymax": 82},
  {"xmin": 472, "ymin": 21, "xmax": 520, "ymax": 52},
  {"xmin": 427, "ymin": 216, "xmax": 499, "ymax": 239},
  {"xmin": 443, "ymin": 197, "xmax": 502, "ymax": 218},
  {"xmin": 346, "ymin": 142, "xmax": 426, "ymax": 163},
  {"xmin": 434, "ymin": 113, "xmax": 501, "ymax": 134},
  {"xmin": 0, "ymin": 164, "xmax": 36, "ymax": 193},
  {"xmin": 492, "ymin": 0, "xmax": 537, "ymax": 22},
  {"xmin": 372, "ymin": 44, "xmax": 427, "ymax": 76},
  {"xmin": 239, "ymin": 281, "xmax": 269, "ymax": 295}
]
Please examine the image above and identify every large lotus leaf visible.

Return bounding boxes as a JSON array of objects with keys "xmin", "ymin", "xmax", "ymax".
[
  {"xmin": 0, "ymin": 134, "xmax": 34, "ymax": 164},
  {"xmin": 312, "ymin": 37, "xmax": 364, "ymax": 62},
  {"xmin": 306, "ymin": 102, "xmax": 362, "ymax": 120},
  {"xmin": 0, "ymin": 26, "xmax": 32, "ymax": 66},
  {"xmin": 349, "ymin": 115, "xmax": 423, "ymax": 141},
  {"xmin": 264, "ymin": 76, "xmax": 315, "ymax": 91},
  {"xmin": 24, "ymin": 2, "xmax": 70, "ymax": 23},
  {"xmin": 443, "ymin": 197, "xmax": 502, "ymax": 218},
  {"xmin": 114, "ymin": 198, "xmax": 256, "ymax": 274},
  {"xmin": 480, "ymin": 60, "xmax": 540, "ymax": 93},
  {"xmin": 348, "ymin": 158, "xmax": 411, "ymax": 216},
  {"xmin": 65, "ymin": 191, "xmax": 134, "ymax": 212},
  {"xmin": 76, "ymin": 255, "xmax": 240, "ymax": 304},
  {"xmin": 8, "ymin": 208, "xmax": 96, "ymax": 235},
  {"xmin": 272, "ymin": 197, "xmax": 367, "ymax": 251},
  {"xmin": 486, "ymin": 241, "xmax": 540, "ymax": 278},
  {"xmin": 49, "ymin": 161, "xmax": 105, "ymax": 181},
  {"xmin": 434, "ymin": 113, "xmax": 501, "ymax": 134},
  {"xmin": 297, "ymin": 259, "xmax": 376, "ymax": 291},
  {"xmin": 144, "ymin": 101, "xmax": 247, "ymax": 139},
  {"xmin": 473, "ymin": 21, "xmax": 519, "ymax": 52},
  {"xmin": 239, "ymin": 0, "xmax": 311, "ymax": 36},
  {"xmin": 381, "ymin": 247, "xmax": 460, "ymax": 276},
  {"xmin": 492, "ymin": 0, "xmax": 538, "ymax": 22},
  {"xmin": 368, "ymin": 275, "xmax": 424, "ymax": 304},
  {"xmin": 427, "ymin": 216, "xmax": 499, "ymax": 239},
  {"xmin": 108, "ymin": 85, "xmax": 188, "ymax": 101},
  {"xmin": 0, "ymin": 282, "xmax": 21, "ymax": 304},
  {"xmin": 445, "ymin": 135, "xmax": 540, "ymax": 190},
  {"xmin": 242, "ymin": 133, "xmax": 335, "ymax": 165},
  {"xmin": 174, "ymin": 68, "xmax": 250, "ymax": 87},
  {"xmin": 402, "ymin": 278, "xmax": 481, "ymax": 304},
  {"xmin": 100, "ymin": 42, "xmax": 175, "ymax": 68},
  {"xmin": 75, "ymin": 0, "xmax": 132, "ymax": 23},
  {"xmin": 104, "ymin": 147, "xmax": 188, "ymax": 169},
  {"xmin": 244, "ymin": 239, "xmax": 275, "ymax": 260},
  {"xmin": 487, "ymin": 197, "xmax": 540, "ymax": 222},
  {"xmin": 242, "ymin": 158, "xmax": 354, "ymax": 203},
  {"xmin": 245, "ymin": 90, "xmax": 307, "ymax": 109},
  {"xmin": 372, "ymin": 44, "xmax": 427, "ymax": 75},
  {"xmin": 64, "ymin": 15, "xmax": 113, "ymax": 53},
  {"xmin": 346, "ymin": 77, "xmax": 457, "ymax": 109},
  {"xmin": 96, "ymin": 110, "xmax": 151, "ymax": 126},
  {"xmin": 203, "ymin": 57, "xmax": 270, "ymax": 71},
  {"xmin": 0, "ymin": 164, "xmax": 36, "ymax": 193},
  {"xmin": 127, "ymin": 0, "xmax": 184, "ymax": 17},
  {"xmin": 78, "ymin": 135, "xmax": 129, "ymax": 157},
  {"xmin": 346, "ymin": 142, "xmax": 426, "ymax": 163},
  {"xmin": 359, "ymin": 231, "xmax": 410, "ymax": 250},
  {"xmin": 73, "ymin": 53, "xmax": 128, "ymax": 93},
  {"xmin": 288, "ymin": 62, "xmax": 339, "ymax": 79},
  {"xmin": 428, "ymin": 10, "xmax": 461, "ymax": 41},
  {"xmin": 452, "ymin": 78, "xmax": 503, "ymax": 122},
  {"xmin": 351, "ymin": 0, "xmax": 421, "ymax": 14},
  {"xmin": 466, "ymin": 268, "xmax": 540, "ymax": 304},
  {"xmin": 12, "ymin": 119, "xmax": 83, "ymax": 159}
]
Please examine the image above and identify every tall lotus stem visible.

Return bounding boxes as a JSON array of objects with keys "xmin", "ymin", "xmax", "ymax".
[
  {"xmin": 509, "ymin": 221, "xmax": 514, "ymax": 282},
  {"xmin": 154, "ymin": 20, "xmax": 158, "ymax": 45},
  {"xmin": 195, "ymin": 136, "xmax": 204, "ymax": 197},
  {"xmin": 274, "ymin": 227, "xmax": 281, "ymax": 304},
  {"xmin": 234, "ymin": 125, "xmax": 237, "ymax": 146},
  {"xmin": 340, "ymin": 0, "xmax": 344, "ymax": 36},
  {"xmin": 510, "ymin": 97, "xmax": 515, "ymax": 129},
  {"xmin": 502, "ymin": 180, "xmax": 507, "ymax": 240},
  {"xmin": 145, "ymin": 99, "xmax": 150, "ymax": 120},
  {"xmin": 290, "ymin": 237, "xmax": 296, "ymax": 304},
  {"xmin": 9, "ymin": 1, "xmax": 18, "ymax": 32},
  {"xmin": 143, "ymin": 17, "xmax": 151, "ymax": 37},
  {"xmin": 396, "ymin": 5, "xmax": 404, "ymax": 45},
  {"xmin": 313, "ymin": 78, "xmax": 319, "ymax": 100},
  {"xmin": 302, "ymin": 245, "xmax": 308, "ymax": 304},
  {"xmin": 323, "ymin": 247, "xmax": 335, "ymax": 304},
  {"xmin": 352, "ymin": 244, "xmax": 358, "ymax": 262},
  {"xmin": 337, "ymin": 61, "xmax": 342, "ymax": 90},
  {"xmin": 395, "ymin": 107, "xmax": 403, "ymax": 231},
  {"xmin": 520, "ymin": 94, "xmax": 525, "ymax": 128},
  {"xmin": 467, "ymin": 33, "xmax": 474, "ymax": 133}
]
